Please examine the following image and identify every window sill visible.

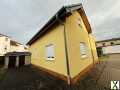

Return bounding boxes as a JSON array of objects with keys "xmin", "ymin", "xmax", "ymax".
[
  {"xmin": 46, "ymin": 58, "xmax": 55, "ymax": 61},
  {"xmin": 81, "ymin": 55, "xmax": 87, "ymax": 59}
]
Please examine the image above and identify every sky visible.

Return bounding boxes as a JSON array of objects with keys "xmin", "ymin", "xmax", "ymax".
[{"xmin": 0, "ymin": 0, "xmax": 120, "ymax": 44}]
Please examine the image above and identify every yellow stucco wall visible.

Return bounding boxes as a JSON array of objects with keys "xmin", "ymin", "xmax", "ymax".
[
  {"xmin": 29, "ymin": 10, "xmax": 98, "ymax": 79},
  {"xmin": 29, "ymin": 24, "xmax": 68, "ymax": 76},
  {"xmin": 89, "ymin": 34, "xmax": 98, "ymax": 63},
  {"xmin": 65, "ymin": 11, "xmax": 94, "ymax": 78}
]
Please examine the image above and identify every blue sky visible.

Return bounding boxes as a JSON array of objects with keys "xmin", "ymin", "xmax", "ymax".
[{"xmin": 0, "ymin": 0, "xmax": 120, "ymax": 44}]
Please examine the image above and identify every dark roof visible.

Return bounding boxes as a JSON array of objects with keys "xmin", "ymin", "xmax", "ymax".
[
  {"xmin": 10, "ymin": 40, "xmax": 19, "ymax": 46},
  {"xmin": 96, "ymin": 37, "xmax": 120, "ymax": 43},
  {"xmin": 27, "ymin": 3, "xmax": 92, "ymax": 45},
  {"xmin": 0, "ymin": 33, "xmax": 9, "ymax": 37},
  {"xmin": 0, "ymin": 34, "xmax": 23, "ymax": 46},
  {"xmin": 10, "ymin": 40, "xmax": 22, "ymax": 46},
  {"xmin": 5, "ymin": 52, "xmax": 31, "ymax": 56}
]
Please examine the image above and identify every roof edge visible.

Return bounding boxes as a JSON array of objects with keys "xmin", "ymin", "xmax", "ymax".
[
  {"xmin": 0, "ymin": 33, "xmax": 10, "ymax": 37},
  {"xmin": 27, "ymin": 3, "xmax": 92, "ymax": 45},
  {"xmin": 96, "ymin": 37, "xmax": 120, "ymax": 43}
]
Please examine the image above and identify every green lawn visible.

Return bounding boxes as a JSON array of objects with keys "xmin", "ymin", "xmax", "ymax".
[{"xmin": 98, "ymin": 55, "xmax": 109, "ymax": 61}]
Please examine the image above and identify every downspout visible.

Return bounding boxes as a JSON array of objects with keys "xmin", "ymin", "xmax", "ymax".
[
  {"xmin": 88, "ymin": 34, "xmax": 95, "ymax": 65},
  {"xmin": 56, "ymin": 14, "xmax": 71, "ymax": 85}
]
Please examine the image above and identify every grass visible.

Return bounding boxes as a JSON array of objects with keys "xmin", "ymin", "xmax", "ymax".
[
  {"xmin": 0, "ymin": 68, "xmax": 7, "ymax": 81},
  {"xmin": 99, "ymin": 55, "xmax": 109, "ymax": 61}
]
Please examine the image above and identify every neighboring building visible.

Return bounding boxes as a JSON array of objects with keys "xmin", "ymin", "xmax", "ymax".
[
  {"xmin": 4, "ymin": 52, "xmax": 31, "ymax": 68},
  {"xmin": 0, "ymin": 34, "xmax": 10, "ymax": 56},
  {"xmin": 0, "ymin": 34, "xmax": 28, "ymax": 56},
  {"xmin": 10, "ymin": 40, "xmax": 28, "ymax": 52},
  {"xmin": 96, "ymin": 37, "xmax": 120, "ymax": 55},
  {"xmin": 0, "ymin": 33, "xmax": 31, "ymax": 68},
  {"xmin": 27, "ymin": 4, "xmax": 98, "ymax": 84}
]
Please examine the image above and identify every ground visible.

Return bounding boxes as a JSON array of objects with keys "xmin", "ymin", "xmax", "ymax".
[
  {"xmin": 0, "ymin": 54, "xmax": 120, "ymax": 90},
  {"xmin": 98, "ymin": 54, "xmax": 120, "ymax": 88}
]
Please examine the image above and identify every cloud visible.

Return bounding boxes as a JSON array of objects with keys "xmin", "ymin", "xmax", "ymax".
[
  {"xmin": 0, "ymin": 0, "xmax": 120, "ymax": 44},
  {"xmin": 94, "ymin": 17, "xmax": 120, "ymax": 40},
  {"xmin": 0, "ymin": 0, "xmax": 63, "ymax": 44},
  {"xmin": 83, "ymin": 0, "xmax": 120, "ymax": 40}
]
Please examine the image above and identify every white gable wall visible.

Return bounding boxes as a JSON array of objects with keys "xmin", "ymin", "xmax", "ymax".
[
  {"xmin": 0, "ymin": 36, "xmax": 10, "ymax": 56},
  {"xmin": 0, "ymin": 36, "xmax": 28, "ymax": 56},
  {"xmin": 10, "ymin": 44, "xmax": 28, "ymax": 52},
  {"xmin": 102, "ymin": 45, "xmax": 120, "ymax": 54},
  {"xmin": 64, "ymin": 0, "xmax": 82, "ymax": 5}
]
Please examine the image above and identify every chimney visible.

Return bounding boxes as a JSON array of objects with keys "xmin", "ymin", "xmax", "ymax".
[
  {"xmin": 64, "ymin": 0, "xmax": 83, "ymax": 6},
  {"xmin": 64, "ymin": 0, "xmax": 71, "ymax": 6}
]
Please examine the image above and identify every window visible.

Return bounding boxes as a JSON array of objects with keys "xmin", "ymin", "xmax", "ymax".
[
  {"xmin": 4, "ymin": 46, "xmax": 7, "ymax": 52},
  {"xmin": 102, "ymin": 43, "xmax": 105, "ymax": 46},
  {"xmin": 46, "ymin": 44, "xmax": 55, "ymax": 60},
  {"xmin": 110, "ymin": 42, "xmax": 114, "ymax": 45},
  {"xmin": 5, "ymin": 38, "xmax": 8, "ymax": 41},
  {"xmin": 80, "ymin": 42, "xmax": 87, "ymax": 58}
]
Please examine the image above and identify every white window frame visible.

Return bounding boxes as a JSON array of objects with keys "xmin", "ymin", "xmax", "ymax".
[
  {"xmin": 80, "ymin": 42, "xmax": 87, "ymax": 58},
  {"xmin": 45, "ymin": 44, "xmax": 55, "ymax": 61}
]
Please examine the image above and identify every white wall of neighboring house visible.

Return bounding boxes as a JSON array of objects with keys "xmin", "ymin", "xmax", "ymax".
[
  {"xmin": 102, "ymin": 45, "xmax": 120, "ymax": 54},
  {"xmin": 10, "ymin": 44, "xmax": 28, "ymax": 52},
  {"xmin": 0, "ymin": 36, "xmax": 10, "ymax": 56},
  {"xmin": 0, "ymin": 35, "xmax": 28, "ymax": 56}
]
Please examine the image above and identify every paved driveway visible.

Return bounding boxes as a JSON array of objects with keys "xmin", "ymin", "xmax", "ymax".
[
  {"xmin": 98, "ymin": 54, "xmax": 120, "ymax": 89},
  {"xmin": 0, "ymin": 54, "xmax": 120, "ymax": 90}
]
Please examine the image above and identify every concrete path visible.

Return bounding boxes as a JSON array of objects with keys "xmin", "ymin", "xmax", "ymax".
[{"xmin": 98, "ymin": 54, "xmax": 120, "ymax": 89}]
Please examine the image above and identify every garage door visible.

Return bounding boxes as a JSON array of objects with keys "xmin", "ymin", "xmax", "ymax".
[
  {"xmin": 19, "ymin": 55, "xmax": 25, "ymax": 67},
  {"xmin": 0, "ymin": 56, "xmax": 4, "ymax": 66},
  {"xmin": 8, "ymin": 56, "xmax": 16, "ymax": 68}
]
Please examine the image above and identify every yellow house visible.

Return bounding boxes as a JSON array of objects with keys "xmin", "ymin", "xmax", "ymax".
[{"xmin": 27, "ymin": 4, "xmax": 98, "ymax": 84}]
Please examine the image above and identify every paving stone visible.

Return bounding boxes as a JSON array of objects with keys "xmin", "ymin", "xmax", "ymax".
[{"xmin": 1, "ymin": 54, "xmax": 120, "ymax": 90}]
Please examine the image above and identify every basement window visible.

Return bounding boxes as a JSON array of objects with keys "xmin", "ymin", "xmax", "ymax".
[
  {"xmin": 46, "ymin": 44, "xmax": 55, "ymax": 61},
  {"xmin": 80, "ymin": 42, "xmax": 87, "ymax": 58}
]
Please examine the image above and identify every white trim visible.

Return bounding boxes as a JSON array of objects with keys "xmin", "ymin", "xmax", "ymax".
[
  {"xmin": 46, "ymin": 57, "xmax": 55, "ymax": 61},
  {"xmin": 45, "ymin": 44, "xmax": 55, "ymax": 61},
  {"xmin": 80, "ymin": 42, "xmax": 87, "ymax": 59}
]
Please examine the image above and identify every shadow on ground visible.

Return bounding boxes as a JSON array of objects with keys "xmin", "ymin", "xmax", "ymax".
[{"xmin": 0, "ymin": 61, "xmax": 109, "ymax": 90}]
